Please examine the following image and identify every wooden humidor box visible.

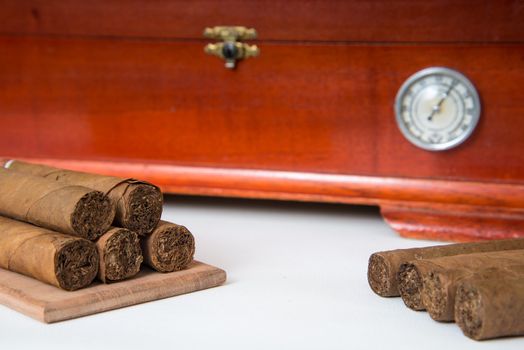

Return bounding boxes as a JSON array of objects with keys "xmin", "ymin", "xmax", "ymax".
[{"xmin": 1, "ymin": 1, "xmax": 523, "ymax": 241}]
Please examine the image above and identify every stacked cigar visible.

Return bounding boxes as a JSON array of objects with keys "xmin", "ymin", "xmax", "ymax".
[
  {"xmin": 368, "ymin": 239, "xmax": 524, "ymax": 340},
  {"xmin": 0, "ymin": 160, "xmax": 195, "ymax": 291}
]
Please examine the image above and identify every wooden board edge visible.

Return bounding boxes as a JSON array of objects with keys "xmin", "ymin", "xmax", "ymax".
[
  {"xmin": 42, "ymin": 263, "xmax": 227, "ymax": 323},
  {"xmin": 0, "ymin": 282, "xmax": 48, "ymax": 322},
  {"xmin": 0, "ymin": 261, "xmax": 226, "ymax": 323}
]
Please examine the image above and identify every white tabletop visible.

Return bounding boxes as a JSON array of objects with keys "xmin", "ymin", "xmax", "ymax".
[{"xmin": 1, "ymin": 196, "xmax": 523, "ymax": 349}]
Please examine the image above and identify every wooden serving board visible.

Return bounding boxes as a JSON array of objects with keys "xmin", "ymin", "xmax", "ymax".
[{"xmin": 0, "ymin": 261, "xmax": 226, "ymax": 323}]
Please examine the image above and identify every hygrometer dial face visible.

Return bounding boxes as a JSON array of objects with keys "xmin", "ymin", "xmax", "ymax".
[{"xmin": 395, "ymin": 67, "xmax": 481, "ymax": 151}]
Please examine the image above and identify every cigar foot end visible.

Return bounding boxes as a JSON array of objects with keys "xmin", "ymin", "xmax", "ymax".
[
  {"xmin": 123, "ymin": 185, "xmax": 163, "ymax": 235},
  {"xmin": 456, "ymin": 283, "xmax": 483, "ymax": 340},
  {"xmin": 102, "ymin": 229, "xmax": 143, "ymax": 282},
  {"xmin": 148, "ymin": 224, "xmax": 195, "ymax": 273},
  {"xmin": 398, "ymin": 263, "xmax": 425, "ymax": 310},
  {"xmin": 422, "ymin": 271, "xmax": 451, "ymax": 321},
  {"xmin": 72, "ymin": 191, "xmax": 114, "ymax": 240},
  {"xmin": 368, "ymin": 254, "xmax": 392, "ymax": 297},
  {"xmin": 56, "ymin": 239, "xmax": 99, "ymax": 291}
]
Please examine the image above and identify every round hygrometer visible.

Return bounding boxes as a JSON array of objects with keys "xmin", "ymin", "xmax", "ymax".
[{"xmin": 394, "ymin": 67, "xmax": 481, "ymax": 151}]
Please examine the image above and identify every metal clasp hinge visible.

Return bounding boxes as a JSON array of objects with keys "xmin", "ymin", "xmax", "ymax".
[{"xmin": 203, "ymin": 26, "xmax": 260, "ymax": 69}]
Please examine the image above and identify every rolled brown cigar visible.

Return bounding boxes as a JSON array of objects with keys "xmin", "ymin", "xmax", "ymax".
[
  {"xmin": 403, "ymin": 249, "xmax": 524, "ymax": 321},
  {"xmin": 5, "ymin": 160, "xmax": 163, "ymax": 236},
  {"xmin": 455, "ymin": 269, "xmax": 524, "ymax": 340},
  {"xmin": 0, "ymin": 216, "xmax": 99, "ymax": 291},
  {"xmin": 368, "ymin": 238, "xmax": 524, "ymax": 298},
  {"xmin": 397, "ymin": 260, "xmax": 435, "ymax": 310},
  {"xmin": 96, "ymin": 227, "xmax": 143, "ymax": 283},
  {"xmin": 141, "ymin": 221, "xmax": 195, "ymax": 272},
  {"xmin": 0, "ymin": 168, "xmax": 114, "ymax": 240},
  {"xmin": 398, "ymin": 250, "xmax": 519, "ymax": 312}
]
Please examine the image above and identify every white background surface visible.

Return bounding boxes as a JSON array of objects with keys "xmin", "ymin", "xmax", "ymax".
[{"xmin": 1, "ymin": 195, "xmax": 523, "ymax": 349}]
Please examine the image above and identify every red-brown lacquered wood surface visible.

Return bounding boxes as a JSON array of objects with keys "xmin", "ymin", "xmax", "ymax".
[
  {"xmin": 1, "ymin": 36, "xmax": 523, "ymax": 183},
  {"xmin": 1, "ymin": 0, "xmax": 523, "ymax": 43}
]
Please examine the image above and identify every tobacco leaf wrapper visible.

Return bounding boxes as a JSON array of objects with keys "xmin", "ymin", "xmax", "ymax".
[
  {"xmin": 141, "ymin": 221, "xmax": 195, "ymax": 272},
  {"xmin": 401, "ymin": 249, "xmax": 524, "ymax": 320},
  {"xmin": 96, "ymin": 227, "xmax": 143, "ymax": 283},
  {"xmin": 6, "ymin": 160, "xmax": 163, "ymax": 236},
  {"xmin": 0, "ymin": 168, "xmax": 114, "ymax": 240},
  {"xmin": 368, "ymin": 238, "xmax": 524, "ymax": 298},
  {"xmin": 455, "ymin": 269, "xmax": 524, "ymax": 340},
  {"xmin": 0, "ymin": 216, "xmax": 99, "ymax": 291}
]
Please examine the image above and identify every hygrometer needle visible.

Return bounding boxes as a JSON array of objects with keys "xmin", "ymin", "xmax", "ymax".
[{"xmin": 427, "ymin": 82, "xmax": 456, "ymax": 121}]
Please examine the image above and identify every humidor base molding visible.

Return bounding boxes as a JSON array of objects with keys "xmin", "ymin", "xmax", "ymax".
[
  {"xmin": 7, "ymin": 158, "xmax": 524, "ymax": 242},
  {"xmin": 381, "ymin": 204, "xmax": 524, "ymax": 242},
  {"xmin": 0, "ymin": 260, "xmax": 226, "ymax": 323}
]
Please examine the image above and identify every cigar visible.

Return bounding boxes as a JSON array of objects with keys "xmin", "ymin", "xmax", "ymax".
[
  {"xmin": 141, "ymin": 221, "xmax": 195, "ymax": 272},
  {"xmin": 455, "ymin": 269, "xmax": 524, "ymax": 340},
  {"xmin": 402, "ymin": 249, "xmax": 524, "ymax": 321},
  {"xmin": 368, "ymin": 238, "xmax": 524, "ymax": 298},
  {"xmin": 5, "ymin": 160, "xmax": 163, "ymax": 236},
  {"xmin": 0, "ymin": 216, "xmax": 99, "ymax": 291},
  {"xmin": 397, "ymin": 260, "xmax": 435, "ymax": 310},
  {"xmin": 96, "ymin": 228, "xmax": 143, "ymax": 283},
  {"xmin": 0, "ymin": 168, "xmax": 114, "ymax": 240}
]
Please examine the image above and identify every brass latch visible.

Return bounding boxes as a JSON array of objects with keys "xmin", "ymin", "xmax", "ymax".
[{"xmin": 203, "ymin": 26, "xmax": 260, "ymax": 69}]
